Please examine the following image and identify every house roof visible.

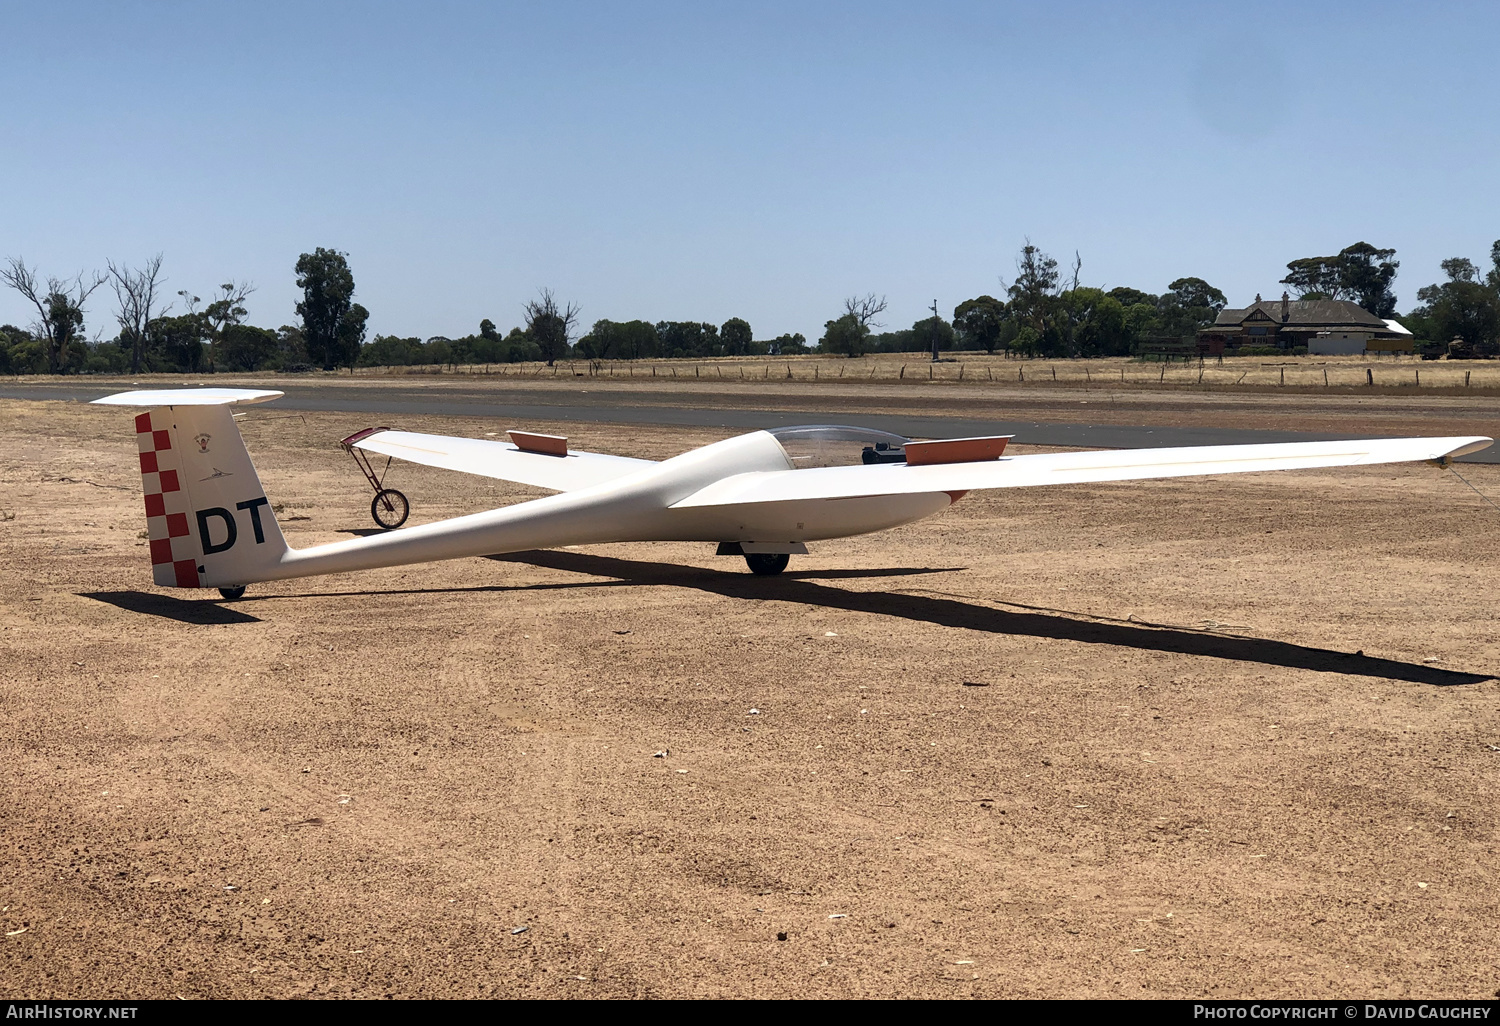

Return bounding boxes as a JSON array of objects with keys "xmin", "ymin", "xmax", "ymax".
[{"xmin": 1212, "ymin": 299, "xmax": 1388, "ymax": 330}]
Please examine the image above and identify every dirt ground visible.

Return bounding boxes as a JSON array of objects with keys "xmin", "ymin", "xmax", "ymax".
[{"xmin": 2, "ymin": 389, "xmax": 1499, "ymax": 999}]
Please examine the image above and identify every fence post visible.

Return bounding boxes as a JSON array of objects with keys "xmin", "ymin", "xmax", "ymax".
[
  {"xmin": 1366, "ymin": 368, "xmax": 1373, "ymax": 386},
  {"xmin": 1280, "ymin": 367, "xmax": 1284, "ymax": 385}
]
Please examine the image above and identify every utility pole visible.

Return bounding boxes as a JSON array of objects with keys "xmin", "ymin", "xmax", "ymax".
[{"xmin": 930, "ymin": 299, "xmax": 940, "ymax": 362}]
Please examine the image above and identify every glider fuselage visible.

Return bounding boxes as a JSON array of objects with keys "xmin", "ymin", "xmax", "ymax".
[{"xmin": 267, "ymin": 429, "xmax": 950, "ymax": 584}]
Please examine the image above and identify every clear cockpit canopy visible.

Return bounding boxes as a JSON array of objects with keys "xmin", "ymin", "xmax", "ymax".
[{"xmin": 767, "ymin": 424, "xmax": 910, "ymax": 469}]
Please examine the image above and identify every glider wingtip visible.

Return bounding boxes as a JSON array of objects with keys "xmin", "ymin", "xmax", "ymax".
[{"xmin": 1445, "ymin": 437, "xmax": 1494, "ymax": 460}]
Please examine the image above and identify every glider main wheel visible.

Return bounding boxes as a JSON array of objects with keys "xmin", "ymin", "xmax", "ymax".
[
  {"xmin": 745, "ymin": 552, "xmax": 790, "ymax": 576},
  {"xmin": 218, "ymin": 586, "xmax": 247, "ymax": 601},
  {"xmin": 371, "ymin": 488, "xmax": 410, "ymax": 530}
]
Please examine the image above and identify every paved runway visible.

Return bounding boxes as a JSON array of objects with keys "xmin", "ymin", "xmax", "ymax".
[{"xmin": 4, "ymin": 382, "xmax": 1496, "ymax": 462}]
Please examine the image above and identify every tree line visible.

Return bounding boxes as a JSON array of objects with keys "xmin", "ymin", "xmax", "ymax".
[
  {"xmin": 0, "ymin": 248, "xmax": 370, "ymax": 376},
  {"xmin": 3, "ymin": 239, "xmax": 1498, "ymax": 375}
]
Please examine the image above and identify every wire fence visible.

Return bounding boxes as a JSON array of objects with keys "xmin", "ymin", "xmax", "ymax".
[{"xmin": 346, "ymin": 352, "xmax": 1500, "ymax": 393}]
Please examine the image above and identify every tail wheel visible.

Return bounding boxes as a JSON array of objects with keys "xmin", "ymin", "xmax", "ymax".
[
  {"xmin": 371, "ymin": 488, "xmax": 410, "ymax": 529},
  {"xmin": 218, "ymin": 586, "xmax": 247, "ymax": 601},
  {"xmin": 745, "ymin": 552, "xmax": 790, "ymax": 576}
]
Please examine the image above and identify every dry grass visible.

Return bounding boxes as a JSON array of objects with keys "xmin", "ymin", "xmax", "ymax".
[{"xmin": 339, "ymin": 352, "xmax": 1500, "ymax": 394}]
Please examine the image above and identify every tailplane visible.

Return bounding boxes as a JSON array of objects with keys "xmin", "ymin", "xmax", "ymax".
[{"xmin": 93, "ymin": 389, "xmax": 289, "ymax": 590}]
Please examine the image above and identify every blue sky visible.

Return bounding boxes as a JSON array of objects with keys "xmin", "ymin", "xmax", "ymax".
[{"xmin": 2, "ymin": 1, "xmax": 1497, "ymax": 342}]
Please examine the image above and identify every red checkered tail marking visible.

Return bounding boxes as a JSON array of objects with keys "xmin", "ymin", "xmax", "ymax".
[{"xmin": 131, "ymin": 405, "xmax": 289, "ymax": 589}]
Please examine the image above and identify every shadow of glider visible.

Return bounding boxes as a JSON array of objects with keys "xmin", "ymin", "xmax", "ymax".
[
  {"xmin": 83, "ymin": 590, "xmax": 263, "ymax": 624},
  {"xmin": 79, "ymin": 557, "xmax": 1493, "ymax": 687},
  {"xmin": 484, "ymin": 550, "xmax": 1495, "ymax": 688}
]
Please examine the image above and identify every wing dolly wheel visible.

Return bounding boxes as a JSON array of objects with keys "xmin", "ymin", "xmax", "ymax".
[
  {"xmin": 371, "ymin": 488, "xmax": 410, "ymax": 530},
  {"xmin": 218, "ymin": 586, "xmax": 247, "ymax": 601},
  {"xmin": 341, "ymin": 427, "xmax": 413, "ymax": 530}
]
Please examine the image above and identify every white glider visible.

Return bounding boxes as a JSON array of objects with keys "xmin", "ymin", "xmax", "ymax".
[{"xmin": 92, "ymin": 387, "xmax": 1492, "ymax": 599}]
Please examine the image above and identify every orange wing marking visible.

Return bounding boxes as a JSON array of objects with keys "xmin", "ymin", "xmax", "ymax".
[
  {"xmin": 508, "ymin": 430, "xmax": 569, "ymax": 457},
  {"xmin": 904, "ymin": 436, "xmax": 1011, "ymax": 466}
]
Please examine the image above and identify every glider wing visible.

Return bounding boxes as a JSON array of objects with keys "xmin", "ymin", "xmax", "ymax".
[
  {"xmin": 350, "ymin": 429, "xmax": 655, "ymax": 492},
  {"xmin": 671, "ymin": 436, "xmax": 1494, "ymax": 508}
]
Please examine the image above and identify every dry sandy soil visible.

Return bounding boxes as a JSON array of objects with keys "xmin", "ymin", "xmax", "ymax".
[{"xmin": 2, "ymin": 390, "xmax": 1499, "ymax": 999}]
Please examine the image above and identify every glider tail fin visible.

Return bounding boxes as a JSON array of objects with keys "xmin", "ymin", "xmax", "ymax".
[{"xmin": 92, "ymin": 389, "xmax": 291, "ymax": 589}]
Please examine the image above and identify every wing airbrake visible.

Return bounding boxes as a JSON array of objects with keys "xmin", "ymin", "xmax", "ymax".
[
  {"xmin": 349, "ymin": 429, "xmax": 655, "ymax": 493},
  {"xmin": 670, "ymin": 436, "xmax": 1494, "ymax": 508}
]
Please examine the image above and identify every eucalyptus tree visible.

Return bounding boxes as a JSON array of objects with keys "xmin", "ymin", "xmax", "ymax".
[
  {"xmin": 295, "ymin": 248, "xmax": 367, "ymax": 370},
  {"xmin": 2, "ymin": 257, "xmax": 106, "ymax": 373},
  {"xmin": 108, "ymin": 254, "xmax": 168, "ymax": 374}
]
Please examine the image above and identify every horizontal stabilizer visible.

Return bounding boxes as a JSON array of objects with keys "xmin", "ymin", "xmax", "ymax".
[{"xmin": 91, "ymin": 388, "xmax": 284, "ymax": 407}]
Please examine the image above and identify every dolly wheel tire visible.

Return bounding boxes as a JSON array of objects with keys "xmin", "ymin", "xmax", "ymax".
[
  {"xmin": 371, "ymin": 488, "xmax": 410, "ymax": 529},
  {"xmin": 745, "ymin": 552, "xmax": 790, "ymax": 576},
  {"xmin": 218, "ymin": 586, "xmax": 247, "ymax": 601}
]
